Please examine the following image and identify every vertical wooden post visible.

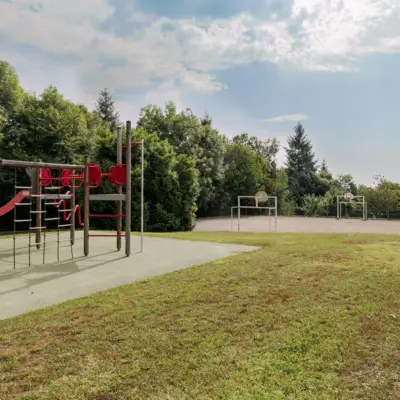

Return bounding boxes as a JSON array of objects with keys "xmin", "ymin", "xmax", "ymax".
[
  {"xmin": 35, "ymin": 167, "xmax": 41, "ymax": 249},
  {"xmin": 83, "ymin": 156, "xmax": 90, "ymax": 256},
  {"xmin": 116, "ymin": 126, "xmax": 123, "ymax": 251},
  {"xmin": 125, "ymin": 121, "xmax": 132, "ymax": 257},
  {"xmin": 70, "ymin": 184, "xmax": 76, "ymax": 245}
]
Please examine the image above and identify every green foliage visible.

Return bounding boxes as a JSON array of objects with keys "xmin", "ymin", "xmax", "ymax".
[
  {"xmin": 222, "ymin": 140, "xmax": 267, "ymax": 209},
  {"xmin": 285, "ymin": 123, "xmax": 327, "ymax": 206},
  {"xmin": 94, "ymin": 88, "xmax": 120, "ymax": 131},
  {"xmin": 301, "ymin": 193, "xmax": 332, "ymax": 216},
  {"xmin": 137, "ymin": 102, "xmax": 225, "ymax": 216},
  {"xmin": 2, "ymin": 59, "xmax": 400, "ymax": 229}
]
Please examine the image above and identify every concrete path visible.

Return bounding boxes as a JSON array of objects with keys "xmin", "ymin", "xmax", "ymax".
[{"xmin": 0, "ymin": 232, "xmax": 257, "ymax": 320}]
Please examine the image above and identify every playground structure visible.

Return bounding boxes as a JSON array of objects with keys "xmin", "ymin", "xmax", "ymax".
[
  {"xmin": 0, "ymin": 121, "xmax": 144, "ymax": 269},
  {"xmin": 231, "ymin": 191, "xmax": 278, "ymax": 232},
  {"xmin": 336, "ymin": 192, "xmax": 367, "ymax": 221}
]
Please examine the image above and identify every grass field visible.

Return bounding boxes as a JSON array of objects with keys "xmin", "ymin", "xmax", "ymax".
[{"xmin": 1, "ymin": 232, "xmax": 400, "ymax": 399}]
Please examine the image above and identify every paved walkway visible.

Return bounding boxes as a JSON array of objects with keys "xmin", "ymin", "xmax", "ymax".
[{"xmin": 0, "ymin": 232, "xmax": 257, "ymax": 320}]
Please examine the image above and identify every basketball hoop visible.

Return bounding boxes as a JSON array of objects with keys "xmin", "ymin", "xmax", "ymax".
[
  {"xmin": 255, "ymin": 191, "xmax": 268, "ymax": 203},
  {"xmin": 344, "ymin": 192, "xmax": 353, "ymax": 201}
]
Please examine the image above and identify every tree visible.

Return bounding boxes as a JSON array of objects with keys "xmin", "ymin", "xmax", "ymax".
[
  {"xmin": 285, "ymin": 123, "xmax": 317, "ymax": 175},
  {"xmin": 285, "ymin": 123, "xmax": 323, "ymax": 205},
  {"xmin": 222, "ymin": 141, "xmax": 267, "ymax": 209},
  {"xmin": 137, "ymin": 102, "xmax": 226, "ymax": 216},
  {"xmin": 232, "ymin": 133, "xmax": 279, "ymax": 163},
  {"xmin": 319, "ymin": 159, "xmax": 332, "ymax": 180},
  {"xmin": 94, "ymin": 88, "xmax": 120, "ymax": 131}
]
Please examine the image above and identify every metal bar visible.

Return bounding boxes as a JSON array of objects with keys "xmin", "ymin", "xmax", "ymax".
[
  {"xmin": 44, "ymin": 186, "xmax": 64, "ymax": 190},
  {"xmin": 15, "ymin": 186, "xmax": 32, "ymax": 189},
  {"xmin": 89, "ymin": 194, "xmax": 126, "ymax": 201},
  {"xmin": 30, "ymin": 194, "xmax": 46, "ymax": 198},
  {"xmin": 83, "ymin": 155, "xmax": 90, "ymax": 257},
  {"xmin": 30, "ymin": 210, "xmax": 45, "ymax": 214},
  {"xmin": 58, "ymin": 224, "xmax": 72, "ymax": 228},
  {"xmin": 59, "ymin": 209, "xmax": 72, "ymax": 212},
  {"xmin": 43, "ymin": 238, "xmax": 73, "ymax": 244},
  {"xmin": 15, "ymin": 202, "xmax": 32, "ymax": 206},
  {"xmin": 45, "ymin": 194, "xmax": 72, "ymax": 200},
  {"xmin": 238, "ymin": 197, "xmax": 241, "ymax": 231},
  {"xmin": 0, "ymin": 159, "xmax": 85, "ymax": 169},
  {"xmin": 30, "ymin": 226, "xmax": 46, "ymax": 230},
  {"xmin": 125, "ymin": 121, "xmax": 132, "ymax": 257},
  {"xmin": 45, "ymin": 217, "xmax": 59, "ymax": 221},
  {"xmin": 141, "ymin": 139, "xmax": 144, "ymax": 253},
  {"xmin": 116, "ymin": 126, "xmax": 122, "ymax": 251},
  {"xmin": 15, "ymin": 219, "xmax": 31, "ymax": 223},
  {"xmin": 28, "ymin": 242, "xmax": 45, "ymax": 248}
]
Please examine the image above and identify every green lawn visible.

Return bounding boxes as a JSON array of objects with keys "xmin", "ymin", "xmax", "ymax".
[{"xmin": 1, "ymin": 232, "xmax": 400, "ymax": 399}]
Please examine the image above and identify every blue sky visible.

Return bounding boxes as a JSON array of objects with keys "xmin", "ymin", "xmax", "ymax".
[{"xmin": 1, "ymin": 0, "xmax": 400, "ymax": 185}]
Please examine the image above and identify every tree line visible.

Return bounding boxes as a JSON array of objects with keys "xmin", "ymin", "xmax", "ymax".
[{"xmin": 0, "ymin": 61, "xmax": 399, "ymax": 232}]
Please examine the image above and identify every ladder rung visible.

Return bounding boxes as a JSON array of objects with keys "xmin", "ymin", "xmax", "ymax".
[
  {"xmin": 15, "ymin": 186, "xmax": 32, "ymax": 189},
  {"xmin": 58, "ymin": 224, "xmax": 72, "ymax": 228},
  {"xmin": 28, "ymin": 242, "xmax": 43, "ymax": 248},
  {"xmin": 30, "ymin": 226, "xmax": 46, "ymax": 230},
  {"xmin": 30, "ymin": 195, "xmax": 46, "ymax": 198},
  {"xmin": 45, "ymin": 217, "xmax": 59, "ymax": 221},
  {"xmin": 44, "ymin": 202, "xmax": 56, "ymax": 205},
  {"xmin": 44, "ymin": 187, "xmax": 63, "ymax": 190},
  {"xmin": 14, "ymin": 219, "xmax": 31, "ymax": 223},
  {"xmin": 44, "ymin": 238, "xmax": 72, "ymax": 244},
  {"xmin": 59, "ymin": 209, "xmax": 71, "ymax": 212},
  {"xmin": 30, "ymin": 211, "xmax": 45, "ymax": 214},
  {"xmin": 15, "ymin": 203, "xmax": 32, "ymax": 206}
]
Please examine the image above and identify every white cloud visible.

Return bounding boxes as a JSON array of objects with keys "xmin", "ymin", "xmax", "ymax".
[
  {"xmin": 264, "ymin": 114, "xmax": 308, "ymax": 122},
  {"xmin": 1, "ymin": 0, "xmax": 400, "ymax": 99}
]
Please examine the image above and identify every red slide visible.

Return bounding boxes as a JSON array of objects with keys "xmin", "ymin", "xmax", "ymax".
[{"xmin": 0, "ymin": 190, "xmax": 31, "ymax": 217}]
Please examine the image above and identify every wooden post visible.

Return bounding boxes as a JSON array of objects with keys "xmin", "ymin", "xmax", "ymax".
[
  {"xmin": 83, "ymin": 156, "xmax": 90, "ymax": 256},
  {"xmin": 116, "ymin": 127, "xmax": 122, "ymax": 251},
  {"xmin": 35, "ymin": 168, "xmax": 41, "ymax": 249},
  {"xmin": 125, "ymin": 121, "xmax": 132, "ymax": 257}
]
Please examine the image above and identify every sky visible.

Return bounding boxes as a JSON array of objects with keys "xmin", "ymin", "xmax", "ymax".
[{"xmin": 1, "ymin": 0, "xmax": 400, "ymax": 186}]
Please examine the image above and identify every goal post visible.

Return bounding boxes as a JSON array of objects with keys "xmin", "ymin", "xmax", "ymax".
[
  {"xmin": 336, "ymin": 192, "xmax": 367, "ymax": 221},
  {"xmin": 231, "ymin": 191, "xmax": 278, "ymax": 232}
]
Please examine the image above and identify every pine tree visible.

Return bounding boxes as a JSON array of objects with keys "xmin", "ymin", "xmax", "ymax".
[
  {"xmin": 319, "ymin": 158, "xmax": 332, "ymax": 180},
  {"xmin": 94, "ymin": 88, "xmax": 120, "ymax": 131},
  {"xmin": 285, "ymin": 123, "xmax": 321, "ymax": 204},
  {"xmin": 285, "ymin": 123, "xmax": 317, "ymax": 175}
]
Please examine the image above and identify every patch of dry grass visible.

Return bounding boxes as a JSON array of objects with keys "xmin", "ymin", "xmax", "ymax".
[{"xmin": 1, "ymin": 232, "xmax": 400, "ymax": 399}]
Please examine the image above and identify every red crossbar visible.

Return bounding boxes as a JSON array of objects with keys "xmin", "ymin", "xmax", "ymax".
[
  {"xmin": 122, "ymin": 141, "xmax": 142, "ymax": 148},
  {"xmin": 88, "ymin": 234, "xmax": 125, "ymax": 237},
  {"xmin": 89, "ymin": 214, "xmax": 125, "ymax": 218}
]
